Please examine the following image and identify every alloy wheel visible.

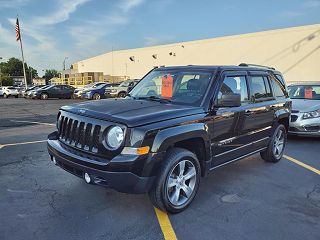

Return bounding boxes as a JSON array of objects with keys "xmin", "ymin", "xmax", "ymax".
[
  {"xmin": 166, "ymin": 160, "xmax": 197, "ymax": 207},
  {"xmin": 273, "ymin": 128, "xmax": 285, "ymax": 158}
]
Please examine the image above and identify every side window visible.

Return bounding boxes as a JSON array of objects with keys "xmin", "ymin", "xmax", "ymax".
[
  {"xmin": 218, "ymin": 76, "xmax": 249, "ymax": 104},
  {"xmin": 250, "ymin": 76, "xmax": 273, "ymax": 100},
  {"xmin": 270, "ymin": 77, "xmax": 286, "ymax": 98}
]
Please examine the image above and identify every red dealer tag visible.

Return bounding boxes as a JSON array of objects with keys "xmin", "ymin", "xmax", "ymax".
[
  {"xmin": 304, "ymin": 88, "xmax": 313, "ymax": 99},
  {"xmin": 161, "ymin": 74, "xmax": 173, "ymax": 98}
]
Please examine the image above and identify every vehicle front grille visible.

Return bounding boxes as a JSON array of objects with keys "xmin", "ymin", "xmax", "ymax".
[
  {"xmin": 58, "ymin": 115, "xmax": 101, "ymax": 153},
  {"xmin": 304, "ymin": 126, "xmax": 320, "ymax": 132},
  {"xmin": 291, "ymin": 110, "xmax": 300, "ymax": 113},
  {"xmin": 290, "ymin": 115, "xmax": 298, "ymax": 122}
]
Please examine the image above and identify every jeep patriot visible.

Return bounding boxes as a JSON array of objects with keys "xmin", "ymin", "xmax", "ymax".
[{"xmin": 47, "ymin": 64, "xmax": 291, "ymax": 213}]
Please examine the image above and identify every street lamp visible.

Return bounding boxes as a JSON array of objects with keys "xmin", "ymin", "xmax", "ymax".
[{"xmin": 63, "ymin": 57, "xmax": 68, "ymax": 70}]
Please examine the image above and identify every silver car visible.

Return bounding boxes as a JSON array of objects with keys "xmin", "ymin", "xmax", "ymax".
[{"xmin": 288, "ymin": 82, "xmax": 320, "ymax": 136}]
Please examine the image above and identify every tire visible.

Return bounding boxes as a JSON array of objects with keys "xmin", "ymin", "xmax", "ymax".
[
  {"xmin": 40, "ymin": 93, "xmax": 48, "ymax": 100},
  {"xmin": 260, "ymin": 124, "xmax": 287, "ymax": 163},
  {"xmin": 149, "ymin": 148, "xmax": 201, "ymax": 213},
  {"xmin": 92, "ymin": 93, "xmax": 101, "ymax": 100},
  {"xmin": 15, "ymin": 95, "xmax": 18, "ymax": 98},
  {"xmin": 118, "ymin": 92, "xmax": 126, "ymax": 98},
  {"xmin": 3, "ymin": 93, "xmax": 8, "ymax": 98}
]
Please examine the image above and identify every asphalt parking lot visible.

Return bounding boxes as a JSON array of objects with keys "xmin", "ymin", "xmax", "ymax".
[{"xmin": 0, "ymin": 98, "xmax": 319, "ymax": 240}]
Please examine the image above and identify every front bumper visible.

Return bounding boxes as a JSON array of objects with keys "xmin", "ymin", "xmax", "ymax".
[
  {"xmin": 47, "ymin": 133, "xmax": 156, "ymax": 193},
  {"xmin": 289, "ymin": 113, "xmax": 320, "ymax": 136}
]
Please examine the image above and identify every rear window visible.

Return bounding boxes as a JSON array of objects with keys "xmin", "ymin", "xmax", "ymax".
[{"xmin": 250, "ymin": 76, "xmax": 273, "ymax": 100}]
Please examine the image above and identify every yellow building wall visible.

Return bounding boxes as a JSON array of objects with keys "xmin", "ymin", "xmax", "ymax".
[{"xmin": 75, "ymin": 24, "xmax": 320, "ymax": 83}]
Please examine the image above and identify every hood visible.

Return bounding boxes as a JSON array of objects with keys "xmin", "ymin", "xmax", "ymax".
[
  {"xmin": 61, "ymin": 98, "xmax": 204, "ymax": 127},
  {"xmin": 291, "ymin": 99, "xmax": 320, "ymax": 112}
]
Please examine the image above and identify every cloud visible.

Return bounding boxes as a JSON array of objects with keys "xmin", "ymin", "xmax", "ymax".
[
  {"xmin": 68, "ymin": 0, "xmax": 145, "ymax": 55},
  {"xmin": 33, "ymin": 0, "xmax": 91, "ymax": 25},
  {"xmin": 303, "ymin": 0, "xmax": 320, "ymax": 8},
  {"xmin": 278, "ymin": 0, "xmax": 320, "ymax": 19},
  {"xmin": 144, "ymin": 36, "xmax": 176, "ymax": 46},
  {"xmin": 0, "ymin": 0, "xmax": 29, "ymax": 8},
  {"xmin": 119, "ymin": 0, "xmax": 145, "ymax": 12},
  {"xmin": 1, "ymin": 0, "xmax": 146, "ymax": 73}
]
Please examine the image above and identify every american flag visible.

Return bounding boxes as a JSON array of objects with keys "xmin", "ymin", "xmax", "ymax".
[{"xmin": 15, "ymin": 18, "xmax": 21, "ymax": 41}]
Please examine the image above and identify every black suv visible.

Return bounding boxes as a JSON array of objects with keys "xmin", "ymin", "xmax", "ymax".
[{"xmin": 47, "ymin": 64, "xmax": 291, "ymax": 213}]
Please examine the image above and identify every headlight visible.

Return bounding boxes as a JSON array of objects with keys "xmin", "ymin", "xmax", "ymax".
[
  {"xmin": 302, "ymin": 109, "xmax": 320, "ymax": 119},
  {"xmin": 105, "ymin": 126, "xmax": 124, "ymax": 149}
]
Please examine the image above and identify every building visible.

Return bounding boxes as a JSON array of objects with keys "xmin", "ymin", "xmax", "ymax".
[
  {"xmin": 72, "ymin": 24, "xmax": 320, "ymax": 83},
  {"xmin": 32, "ymin": 77, "xmax": 46, "ymax": 85},
  {"xmin": 12, "ymin": 76, "xmax": 24, "ymax": 86}
]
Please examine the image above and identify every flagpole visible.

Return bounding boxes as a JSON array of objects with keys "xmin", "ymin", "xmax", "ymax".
[{"xmin": 17, "ymin": 15, "xmax": 27, "ymax": 87}]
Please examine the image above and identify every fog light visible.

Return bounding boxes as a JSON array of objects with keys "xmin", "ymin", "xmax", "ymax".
[
  {"xmin": 84, "ymin": 173, "xmax": 91, "ymax": 184},
  {"xmin": 52, "ymin": 157, "xmax": 57, "ymax": 165}
]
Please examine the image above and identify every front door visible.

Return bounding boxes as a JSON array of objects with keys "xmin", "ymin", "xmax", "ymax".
[{"xmin": 210, "ymin": 71, "xmax": 252, "ymax": 167}]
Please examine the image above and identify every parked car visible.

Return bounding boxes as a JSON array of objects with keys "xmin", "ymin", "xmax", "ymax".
[
  {"xmin": 82, "ymin": 83, "xmax": 108, "ymax": 100},
  {"xmin": 74, "ymin": 82, "xmax": 106, "ymax": 99},
  {"xmin": 48, "ymin": 64, "xmax": 291, "ymax": 213},
  {"xmin": 1, "ymin": 86, "xmax": 19, "ymax": 98},
  {"xmin": 24, "ymin": 85, "xmax": 46, "ymax": 98},
  {"xmin": 288, "ymin": 82, "xmax": 320, "ymax": 136},
  {"xmin": 32, "ymin": 85, "xmax": 75, "ymax": 100},
  {"xmin": 105, "ymin": 79, "xmax": 139, "ymax": 98}
]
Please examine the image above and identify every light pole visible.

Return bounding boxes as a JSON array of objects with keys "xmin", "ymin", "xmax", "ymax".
[
  {"xmin": 63, "ymin": 57, "xmax": 68, "ymax": 71},
  {"xmin": 0, "ymin": 57, "xmax": 2, "ymax": 86}
]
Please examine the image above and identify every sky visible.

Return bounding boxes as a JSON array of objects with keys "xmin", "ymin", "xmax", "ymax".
[{"xmin": 0, "ymin": 0, "xmax": 320, "ymax": 75}]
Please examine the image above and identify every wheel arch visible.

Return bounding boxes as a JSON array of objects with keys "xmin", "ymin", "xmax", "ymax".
[{"xmin": 151, "ymin": 123, "xmax": 211, "ymax": 176}]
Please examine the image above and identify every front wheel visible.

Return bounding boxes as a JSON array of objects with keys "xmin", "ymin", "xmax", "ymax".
[
  {"xmin": 260, "ymin": 124, "xmax": 287, "ymax": 163},
  {"xmin": 3, "ymin": 93, "xmax": 8, "ymax": 98},
  {"xmin": 149, "ymin": 148, "xmax": 201, "ymax": 213}
]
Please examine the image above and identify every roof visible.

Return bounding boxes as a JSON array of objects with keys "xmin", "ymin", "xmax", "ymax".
[
  {"xmin": 288, "ymin": 82, "xmax": 320, "ymax": 86},
  {"xmin": 155, "ymin": 64, "xmax": 279, "ymax": 73}
]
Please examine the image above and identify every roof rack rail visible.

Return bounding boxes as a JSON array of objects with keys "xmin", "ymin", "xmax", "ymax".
[{"xmin": 239, "ymin": 63, "xmax": 275, "ymax": 70}]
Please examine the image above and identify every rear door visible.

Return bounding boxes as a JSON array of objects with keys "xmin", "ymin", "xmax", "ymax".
[{"xmin": 245, "ymin": 72, "xmax": 275, "ymax": 149}]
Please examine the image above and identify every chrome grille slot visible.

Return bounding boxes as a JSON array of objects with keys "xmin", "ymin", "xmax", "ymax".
[{"xmin": 58, "ymin": 112, "xmax": 102, "ymax": 154}]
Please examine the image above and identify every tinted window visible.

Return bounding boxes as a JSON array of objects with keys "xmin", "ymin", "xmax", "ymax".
[
  {"xmin": 218, "ymin": 76, "xmax": 249, "ymax": 104},
  {"xmin": 129, "ymin": 70, "xmax": 213, "ymax": 106},
  {"xmin": 270, "ymin": 77, "xmax": 286, "ymax": 98},
  {"xmin": 288, "ymin": 85, "xmax": 320, "ymax": 100},
  {"xmin": 250, "ymin": 76, "xmax": 273, "ymax": 100}
]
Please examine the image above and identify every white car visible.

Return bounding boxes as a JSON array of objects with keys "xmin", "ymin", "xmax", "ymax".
[{"xmin": 1, "ymin": 86, "xmax": 19, "ymax": 98}]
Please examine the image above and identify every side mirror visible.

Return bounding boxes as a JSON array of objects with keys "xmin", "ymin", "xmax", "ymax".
[{"xmin": 216, "ymin": 93, "xmax": 241, "ymax": 108}]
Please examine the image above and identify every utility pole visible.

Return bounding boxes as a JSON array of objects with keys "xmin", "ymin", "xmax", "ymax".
[{"xmin": 63, "ymin": 57, "xmax": 68, "ymax": 70}]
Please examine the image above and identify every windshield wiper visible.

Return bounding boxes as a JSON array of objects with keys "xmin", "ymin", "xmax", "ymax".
[{"xmin": 138, "ymin": 96, "xmax": 172, "ymax": 103}]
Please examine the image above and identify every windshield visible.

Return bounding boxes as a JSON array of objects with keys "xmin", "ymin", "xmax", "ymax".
[
  {"xmin": 288, "ymin": 85, "xmax": 320, "ymax": 100},
  {"xmin": 129, "ymin": 70, "xmax": 213, "ymax": 106}
]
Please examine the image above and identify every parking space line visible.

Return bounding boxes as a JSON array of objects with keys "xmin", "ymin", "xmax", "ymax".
[
  {"xmin": 154, "ymin": 207, "xmax": 177, "ymax": 240},
  {"xmin": 284, "ymin": 155, "xmax": 320, "ymax": 175},
  {"xmin": 0, "ymin": 140, "xmax": 47, "ymax": 149},
  {"xmin": 10, "ymin": 120, "xmax": 55, "ymax": 126}
]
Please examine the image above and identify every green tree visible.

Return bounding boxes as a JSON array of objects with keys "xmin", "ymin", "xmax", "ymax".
[
  {"xmin": 0, "ymin": 57, "xmax": 38, "ymax": 85},
  {"xmin": 43, "ymin": 69, "xmax": 59, "ymax": 82}
]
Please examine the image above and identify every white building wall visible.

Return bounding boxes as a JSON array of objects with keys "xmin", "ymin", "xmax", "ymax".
[{"xmin": 76, "ymin": 24, "xmax": 320, "ymax": 82}]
